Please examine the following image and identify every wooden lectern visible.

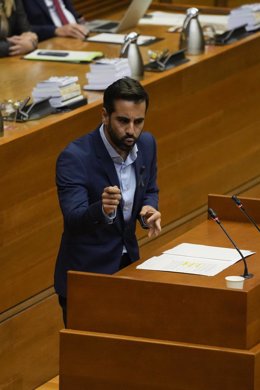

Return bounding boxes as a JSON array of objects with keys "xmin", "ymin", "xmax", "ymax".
[{"xmin": 59, "ymin": 195, "xmax": 260, "ymax": 389}]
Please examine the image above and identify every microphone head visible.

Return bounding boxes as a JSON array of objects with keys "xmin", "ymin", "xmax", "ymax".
[
  {"xmin": 232, "ymin": 195, "xmax": 242, "ymax": 206},
  {"xmin": 208, "ymin": 208, "xmax": 218, "ymax": 221}
]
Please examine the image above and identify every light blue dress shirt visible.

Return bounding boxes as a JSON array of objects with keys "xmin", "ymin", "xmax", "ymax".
[
  {"xmin": 44, "ymin": 0, "xmax": 77, "ymax": 26},
  {"xmin": 99, "ymin": 124, "xmax": 138, "ymax": 222}
]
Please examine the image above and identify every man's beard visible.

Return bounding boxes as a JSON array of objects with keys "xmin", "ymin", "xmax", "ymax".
[{"xmin": 106, "ymin": 124, "xmax": 139, "ymax": 152}]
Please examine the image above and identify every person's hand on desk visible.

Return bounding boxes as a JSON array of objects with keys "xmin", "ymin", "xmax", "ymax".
[
  {"xmin": 55, "ymin": 23, "xmax": 89, "ymax": 40},
  {"xmin": 140, "ymin": 205, "xmax": 161, "ymax": 238},
  {"xmin": 7, "ymin": 32, "xmax": 38, "ymax": 56}
]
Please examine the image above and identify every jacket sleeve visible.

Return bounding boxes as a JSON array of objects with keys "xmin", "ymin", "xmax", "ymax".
[
  {"xmin": 29, "ymin": 25, "xmax": 56, "ymax": 41},
  {"xmin": 56, "ymin": 148, "xmax": 112, "ymax": 233},
  {"xmin": 141, "ymin": 134, "xmax": 159, "ymax": 210},
  {"xmin": 0, "ymin": 40, "xmax": 10, "ymax": 57},
  {"xmin": 12, "ymin": 0, "xmax": 31, "ymax": 34}
]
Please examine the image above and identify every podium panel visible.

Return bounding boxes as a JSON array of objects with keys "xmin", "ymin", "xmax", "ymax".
[
  {"xmin": 61, "ymin": 195, "xmax": 260, "ymax": 389},
  {"xmin": 60, "ymin": 330, "xmax": 260, "ymax": 390},
  {"xmin": 67, "ymin": 272, "xmax": 256, "ymax": 349}
]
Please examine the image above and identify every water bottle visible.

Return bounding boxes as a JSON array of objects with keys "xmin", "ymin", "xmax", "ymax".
[
  {"xmin": 179, "ymin": 8, "xmax": 205, "ymax": 55},
  {"xmin": 120, "ymin": 32, "xmax": 144, "ymax": 80}
]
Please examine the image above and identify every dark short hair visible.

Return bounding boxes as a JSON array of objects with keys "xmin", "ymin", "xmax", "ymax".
[{"xmin": 103, "ymin": 77, "xmax": 149, "ymax": 115}]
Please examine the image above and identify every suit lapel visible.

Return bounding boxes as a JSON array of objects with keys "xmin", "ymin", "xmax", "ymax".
[
  {"xmin": 35, "ymin": 0, "xmax": 53, "ymax": 19},
  {"xmin": 91, "ymin": 129, "xmax": 125, "ymax": 230},
  {"xmin": 91, "ymin": 128, "xmax": 120, "ymax": 188}
]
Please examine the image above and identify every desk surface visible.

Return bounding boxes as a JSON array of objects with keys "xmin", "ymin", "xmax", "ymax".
[{"xmin": 1, "ymin": 18, "xmax": 258, "ymax": 145}]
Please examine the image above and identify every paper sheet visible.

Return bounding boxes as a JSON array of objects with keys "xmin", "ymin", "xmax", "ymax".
[
  {"xmin": 87, "ymin": 33, "xmax": 157, "ymax": 45},
  {"xmin": 137, "ymin": 243, "xmax": 255, "ymax": 276}
]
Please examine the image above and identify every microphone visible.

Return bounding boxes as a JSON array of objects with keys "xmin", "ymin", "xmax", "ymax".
[
  {"xmin": 232, "ymin": 195, "xmax": 260, "ymax": 233},
  {"xmin": 138, "ymin": 165, "xmax": 145, "ymax": 188},
  {"xmin": 208, "ymin": 208, "xmax": 253, "ymax": 279}
]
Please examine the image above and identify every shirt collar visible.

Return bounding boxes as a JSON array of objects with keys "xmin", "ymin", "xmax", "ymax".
[{"xmin": 99, "ymin": 124, "xmax": 138, "ymax": 165}]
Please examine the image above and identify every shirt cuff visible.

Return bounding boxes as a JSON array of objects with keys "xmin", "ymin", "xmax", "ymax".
[{"xmin": 102, "ymin": 206, "xmax": 116, "ymax": 224}]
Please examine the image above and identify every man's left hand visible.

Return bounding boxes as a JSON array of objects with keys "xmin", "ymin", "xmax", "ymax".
[{"xmin": 140, "ymin": 206, "xmax": 161, "ymax": 238}]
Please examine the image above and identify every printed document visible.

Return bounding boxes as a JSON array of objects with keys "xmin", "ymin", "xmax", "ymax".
[{"xmin": 136, "ymin": 243, "xmax": 254, "ymax": 276}]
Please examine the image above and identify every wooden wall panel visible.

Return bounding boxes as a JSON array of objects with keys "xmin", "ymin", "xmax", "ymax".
[
  {"xmin": 59, "ymin": 330, "xmax": 259, "ymax": 390},
  {"xmin": 143, "ymin": 50, "xmax": 260, "ymax": 226},
  {"xmin": 0, "ymin": 106, "xmax": 101, "ymax": 311},
  {"xmin": 0, "ymin": 295, "xmax": 63, "ymax": 390}
]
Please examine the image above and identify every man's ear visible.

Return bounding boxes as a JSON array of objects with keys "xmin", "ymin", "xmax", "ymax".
[{"xmin": 102, "ymin": 107, "xmax": 109, "ymax": 125}]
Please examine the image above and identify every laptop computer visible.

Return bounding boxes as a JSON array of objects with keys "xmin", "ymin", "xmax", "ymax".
[{"xmin": 87, "ymin": 0, "xmax": 152, "ymax": 33}]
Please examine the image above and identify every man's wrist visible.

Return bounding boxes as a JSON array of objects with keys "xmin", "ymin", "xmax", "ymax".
[
  {"xmin": 102, "ymin": 206, "xmax": 116, "ymax": 224},
  {"xmin": 30, "ymin": 37, "xmax": 38, "ymax": 50}
]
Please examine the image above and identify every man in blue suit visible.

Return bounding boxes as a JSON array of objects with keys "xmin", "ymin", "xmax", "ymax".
[
  {"xmin": 54, "ymin": 77, "xmax": 161, "ymax": 325},
  {"xmin": 21, "ymin": 0, "xmax": 88, "ymax": 41}
]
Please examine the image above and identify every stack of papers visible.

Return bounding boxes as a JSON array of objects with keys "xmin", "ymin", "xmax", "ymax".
[
  {"xmin": 228, "ymin": 3, "xmax": 260, "ymax": 31},
  {"xmin": 24, "ymin": 49, "xmax": 103, "ymax": 63},
  {"xmin": 32, "ymin": 76, "xmax": 84, "ymax": 108},
  {"xmin": 137, "ymin": 243, "xmax": 254, "ymax": 276},
  {"xmin": 87, "ymin": 33, "xmax": 157, "ymax": 45},
  {"xmin": 84, "ymin": 58, "xmax": 131, "ymax": 91}
]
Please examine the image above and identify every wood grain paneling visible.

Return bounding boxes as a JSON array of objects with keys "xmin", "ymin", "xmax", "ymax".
[
  {"xmin": 67, "ymin": 271, "xmax": 253, "ymax": 349},
  {"xmin": 0, "ymin": 295, "xmax": 63, "ymax": 390},
  {"xmin": 60, "ymin": 330, "xmax": 260, "ymax": 390}
]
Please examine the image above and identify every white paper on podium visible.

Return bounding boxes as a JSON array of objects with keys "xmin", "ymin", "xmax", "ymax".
[{"xmin": 136, "ymin": 243, "xmax": 255, "ymax": 276}]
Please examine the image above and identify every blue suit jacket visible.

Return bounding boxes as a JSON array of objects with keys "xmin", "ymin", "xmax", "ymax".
[
  {"xmin": 54, "ymin": 128, "xmax": 159, "ymax": 297},
  {"xmin": 21, "ymin": 0, "xmax": 80, "ymax": 41}
]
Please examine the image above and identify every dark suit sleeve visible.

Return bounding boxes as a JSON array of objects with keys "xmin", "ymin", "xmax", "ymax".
[
  {"xmin": 0, "ymin": 40, "xmax": 10, "ymax": 57},
  {"xmin": 30, "ymin": 24, "xmax": 56, "ymax": 41},
  {"xmin": 12, "ymin": 0, "xmax": 31, "ymax": 34},
  {"xmin": 141, "ymin": 134, "xmax": 159, "ymax": 210},
  {"xmin": 56, "ymin": 149, "xmax": 111, "ymax": 233}
]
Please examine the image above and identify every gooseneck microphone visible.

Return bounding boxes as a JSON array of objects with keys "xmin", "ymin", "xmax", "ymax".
[
  {"xmin": 232, "ymin": 195, "xmax": 260, "ymax": 233},
  {"xmin": 208, "ymin": 208, "xmax": 253, "ymax": 279}
]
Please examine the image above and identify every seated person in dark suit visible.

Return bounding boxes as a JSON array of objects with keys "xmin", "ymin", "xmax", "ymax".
[
  {"xmin": 21, "ymin": 0, "xmax": 88, "ymax": 41},
  {"xmin": 0, "ymin": 0, "xmax": 38, "ymax": 57}
]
